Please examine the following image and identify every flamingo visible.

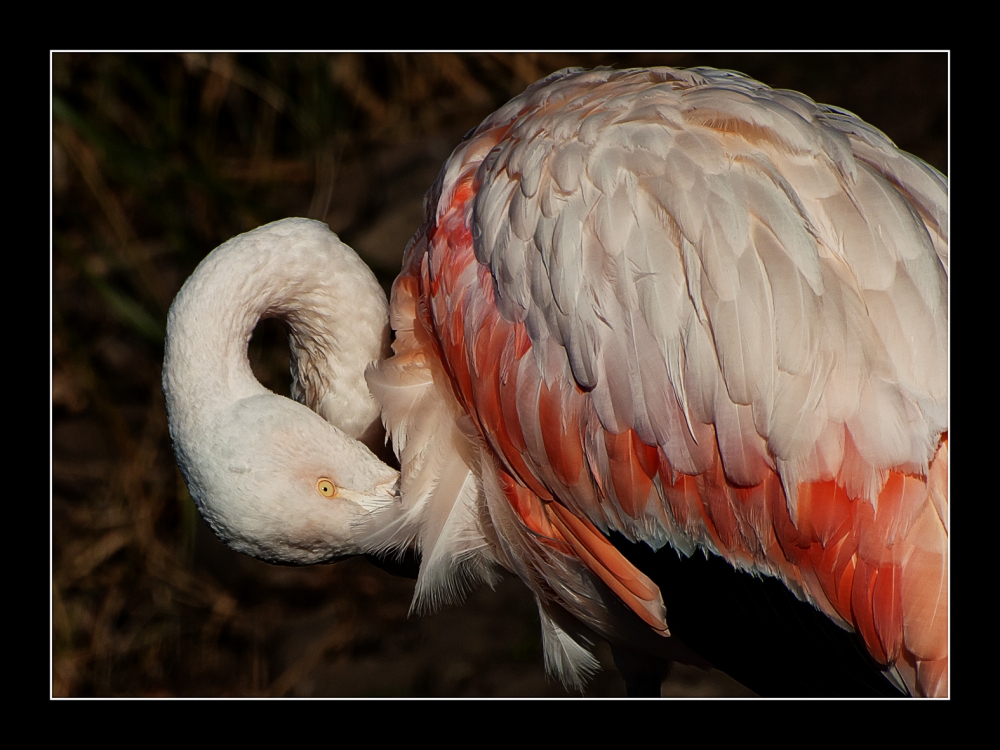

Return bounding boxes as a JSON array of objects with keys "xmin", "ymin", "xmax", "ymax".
[{"xmin": 163, "ymin": 67, "xmax": 948, "ymax": 697}]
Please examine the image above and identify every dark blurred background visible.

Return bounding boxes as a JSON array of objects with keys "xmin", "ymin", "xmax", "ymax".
[{"xmin": 51, "ymin": 52, "xmax": 947, "ymax": 697}]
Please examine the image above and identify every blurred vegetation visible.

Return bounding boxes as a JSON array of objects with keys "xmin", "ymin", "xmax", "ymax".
[{"xmin": 51, "ymin": 52, "xmax": 946, "ymax": 697}]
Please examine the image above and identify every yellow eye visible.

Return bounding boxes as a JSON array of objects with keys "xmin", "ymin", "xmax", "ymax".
[{"xmin": 317, "ymin": 479, "xmax": 336, "ymax": 498}]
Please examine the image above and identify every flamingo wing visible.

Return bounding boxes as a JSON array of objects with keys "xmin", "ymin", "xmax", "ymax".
[{"xmin": 372, "ymin": 67, "xmax": 948, "ymax": 696}]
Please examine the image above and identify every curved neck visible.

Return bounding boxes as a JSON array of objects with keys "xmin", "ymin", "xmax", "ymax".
[{"xmin": 163, "ymin": 219, "xmax": 390, "ymax": 438}]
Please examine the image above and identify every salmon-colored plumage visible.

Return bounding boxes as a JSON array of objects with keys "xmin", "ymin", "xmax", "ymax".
[{"xmin": 367, "ymin": 67, "xmax": 948, "ymax": 696}]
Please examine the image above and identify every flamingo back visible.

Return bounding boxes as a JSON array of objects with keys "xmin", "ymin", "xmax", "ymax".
[{"xmin": 369, "ymin": 67, "xmax": 948, "ymax": 696}]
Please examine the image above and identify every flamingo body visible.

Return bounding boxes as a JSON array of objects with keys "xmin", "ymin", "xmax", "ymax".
[{"xmin": 366, "ymin": 67, "xmax": 947, "ymax": 696}]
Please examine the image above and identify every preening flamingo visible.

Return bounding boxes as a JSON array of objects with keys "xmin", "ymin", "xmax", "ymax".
[{"xmin": 163, "ymin": 67, "xmax": 948, "ymax": 697}]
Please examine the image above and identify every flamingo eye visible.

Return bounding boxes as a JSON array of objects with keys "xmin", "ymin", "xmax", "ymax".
[{"xmin": 317, "ymin": 479, "xmax": 337, "ymax": 498}]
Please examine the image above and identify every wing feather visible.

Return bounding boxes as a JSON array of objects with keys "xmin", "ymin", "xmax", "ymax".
[{"xmin": 391, "ymin": 66, "xmax": 947, "ymax": 695}]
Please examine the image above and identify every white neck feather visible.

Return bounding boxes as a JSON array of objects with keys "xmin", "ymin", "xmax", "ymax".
[
  {"xmin": 162, "ymin": 218, "xmax": 400, "ymax": 564},
  {"xmin": 164, "ymin": 218, "xmax": 389, "ymax": 435}
]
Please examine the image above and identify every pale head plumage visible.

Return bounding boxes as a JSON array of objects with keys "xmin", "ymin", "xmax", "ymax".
[{"xmin": 163, "ymin": 218, "xmax": 399, "ymax": 565}]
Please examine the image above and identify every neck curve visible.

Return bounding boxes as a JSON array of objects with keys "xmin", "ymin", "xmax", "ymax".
[
  {"xmin": 162, "ymin": 219, "xmax": 400, "ymax": 563},
  {"xmin": 163, "ymin": 218, "xmax": 390, "ymax": 439}
]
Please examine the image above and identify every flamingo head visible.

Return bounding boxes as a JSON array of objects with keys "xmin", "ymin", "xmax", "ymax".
[
  {"xmin": 162, "ymin": 218, "xmax": 400, "ymax": 566},
  {"xmin": 176, "ymin": 391, "xmax": 400, "ymax": 565}
]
